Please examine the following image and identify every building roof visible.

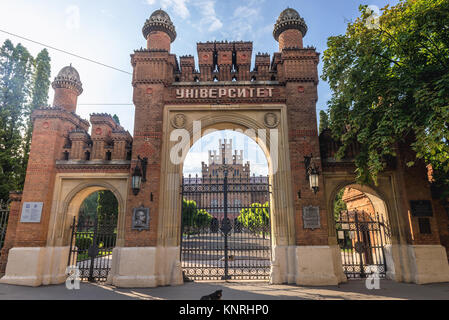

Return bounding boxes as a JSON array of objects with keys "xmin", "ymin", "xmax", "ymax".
[
  {"xmin": 52, "ymin": 64, "xmax": 83, "ymax": 95},
  {"xmin": 273, "ymin": 7, "xmax": 308, "ymax": 41},
  {"xmin": 142, "ymin": 9, "xmax": 177, "ymax": 42}
]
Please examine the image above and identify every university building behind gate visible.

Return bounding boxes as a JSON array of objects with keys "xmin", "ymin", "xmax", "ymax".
[{"xmin": 0, "ymin": 8, "xmax": 448, "ymax": 287}]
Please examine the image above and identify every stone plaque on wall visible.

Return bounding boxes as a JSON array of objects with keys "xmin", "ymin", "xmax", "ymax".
[
  {"xmin": 410, "ymin": 200, "xmax": 433, "ymax": 217},
  {"xmin": 20, "ymin": 202, "xmax": 43, "ymax": 223},
  {"xmin": 132, "ymin": 207, "xmax": 150, "ymax": 231},
  {"xmin": 302, "ymin": 206, "xmax": 320, "ymax": 230}
]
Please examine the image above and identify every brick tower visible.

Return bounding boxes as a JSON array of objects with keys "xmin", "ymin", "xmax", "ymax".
[
  {"xmin": 0, "ymin": 65, "xmax": 90, "ymax": 286},
  {"xmin": 142, "ymin": 9, "xmax": 177, "ymax": 51},
  {"xmin": 51, "ymin": 65, "xmax": 83, "ymax": 113},
  {"xmin": 273, "ymin": 8, "xmax": 308, "ymax": 50},
  {"xmin": 124, "ymin": 10, "xmax": 178, "ymax": 252}
]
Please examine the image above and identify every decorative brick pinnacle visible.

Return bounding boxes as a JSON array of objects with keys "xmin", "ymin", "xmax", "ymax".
[{"xmin": 273, "ymin": 8, "xmax": 308, "ymax": 41}]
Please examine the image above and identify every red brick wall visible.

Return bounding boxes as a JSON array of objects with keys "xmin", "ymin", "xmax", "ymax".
[
  {"xmin": 124, "ymin": 84, "xmax": 165, "ymax": 247},
  {"xmin": 396, "ymin": 139, "xmax": 442, "ymax": 245},
  {"xmin": 13, "ymin": 117, "xmax": 72, "ymax": 247},
  {"xmin": 53, "ymin": 87, "xmax": 78, "ymax": 113},
  {"xmin": 279, "ymin": 29, "xmax": 303, "ymax": 50},
  {"xmin": 147, "ymin": 31, "xmax": 171, "ymax": 51},
  {"xmin": 342, "ymin": 188, "xmax": 375, "ymax": 215}
]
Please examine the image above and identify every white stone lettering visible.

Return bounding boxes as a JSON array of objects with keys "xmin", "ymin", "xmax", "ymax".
[{"xmin": 175, "ymin": 87, "xmax": 274, "ymax": 99}]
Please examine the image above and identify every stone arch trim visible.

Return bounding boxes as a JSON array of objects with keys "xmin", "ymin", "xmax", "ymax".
[
  {"xmin": 184, "ymin": 112, "xmax": 273, "ymax": 167},
  {"xmin": 46, "ymin": 173, "xmax": 129, "ymax": 247},
  {"xmin": 158, "ymin": 104, "xmax": 296, "ymax": 251},
  {"xmin": 322, "ymin": 172, "xmax": 403, "ymax": 245}
]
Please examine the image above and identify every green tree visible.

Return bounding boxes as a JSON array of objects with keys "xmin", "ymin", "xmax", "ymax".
[
  {"xmin": 0, "ymin": 40, "xmax": 33, "ymax": 200},
  {"xmin": 20, "ymin": 49, "xmax": 51, "ymax": 189},
  {"xmin": 112, "ymin": 114, "xmax": 120, "ymax": 125},
  {"xmin": 333, "ymin": 189, "xmax": 347, "ymax": 222},
  {"xmin": 79, "ymin": 191, "xmax": 98, "ymax": 224},
  {"xmin": 322, "ymin": 1, "xmax": 449, "ymax": 189},
  {"xmin": 319, "ymin": 110, "xmax": 330, "ymax": 134},
  {"xmin": 181, "ymin": 199, "xmax": 212, "ymax": 234},
  {"xmin": 237, "ymin": 202, "xmax": 270, "ymax": 234},
  {"xmin": 196, "ymin": 209, "xmax": 213, "ymax": 229},
  {"xmin": 97, "ymin": 190, "xmax": 118, "ymax": 225}
]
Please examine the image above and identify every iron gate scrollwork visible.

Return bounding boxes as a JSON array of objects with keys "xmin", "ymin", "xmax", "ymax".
[
  {"xmin": 181, "ymin": 169, "xmax": 272, "ymax": 281},
  {"xmin": 336, "ymin": 210, "xmax": 391, "ymax": 279},
  {"xmin": 68, "ymin": 215, "xmax": 117, "ymax": 282}
]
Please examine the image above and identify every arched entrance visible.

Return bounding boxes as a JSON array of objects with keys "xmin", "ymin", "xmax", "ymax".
[
  {"xmin": 67, "ymin": 190, "xmax": 119, "ymax": 282},
  {"xmin": 157, "ymin": 104, "xmax": 296, "ymax": 284},
  {"xmin": 322, "ymin": 174, "xmax": 401, "ymax": 281},
  {"xmin": 43, "ymin": 174, "xmax": 128, "ymax": 285},
  {"xmin": 332, "ymin": 184, "xmax": 392, "ymax": 279},
  {"xmin": 180, "ymin": 130, "xmax": 271, "ymax": 280}
]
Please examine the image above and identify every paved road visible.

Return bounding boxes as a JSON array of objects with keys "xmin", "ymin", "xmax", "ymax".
[{"xmin": 0, "ymin": 280, "xmax": 448, "ymax": 300}]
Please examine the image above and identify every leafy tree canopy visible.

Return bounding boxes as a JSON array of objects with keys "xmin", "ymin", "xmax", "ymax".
[
  {"xmin": 319, "ymin": 110, "xmax": 330, "ymax": 134},
  {"xmin": 237, "ymin": 202, "xmax": 270, "ymax": 232},
  {"xmin": 182, "ymin": 199, "xmax": 213, "ymax": 231},
  {"xmin": 322, "ymin": 0, "xmax": 449, "ymax": 190}
]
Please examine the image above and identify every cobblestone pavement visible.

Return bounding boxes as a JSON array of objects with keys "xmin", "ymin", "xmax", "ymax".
[{"xmin": 0, "ymin": 280, "xmax": 448, "ymax": 300}]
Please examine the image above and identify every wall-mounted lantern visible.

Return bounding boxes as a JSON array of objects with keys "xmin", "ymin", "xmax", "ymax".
[
  {"xmin": 304, "ymin": 154, "xmax": 320, "ymax": 195},
  {"xmin": 132, "ymin": 156, "xmax": 148, "ymax": 196}
]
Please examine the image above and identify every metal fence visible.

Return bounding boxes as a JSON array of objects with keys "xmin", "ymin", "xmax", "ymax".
[
  {"xmin": 67, "ymin": 216, "xmax": 117, "ymax": 282},
  {"xmin": 181, "ymin": 170, "xmax": 272, "ymax": 281},
  {"xmin": 0, "ymin": 200, "xmax": 10, "ymax": 255},
  {"xmin": 336, "ymin": 210, "xmax": 391, "ymax": 279}
]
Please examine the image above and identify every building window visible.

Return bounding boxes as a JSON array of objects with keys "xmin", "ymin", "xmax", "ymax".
[
  {"xmin": 85, "ymin": 151, "xmax": 91, "ymax": 161},
  {"xmin": 63, "ymin": 151, "xmax": 69, "ymax": 161},
  {"xmin": 106, "ymin": 151, "xmax": 112, "ymax": 161}
]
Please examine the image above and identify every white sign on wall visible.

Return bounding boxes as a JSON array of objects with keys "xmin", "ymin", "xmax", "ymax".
[{"xmin": 20, "ymin": 202, "xmax": 43, "ymax": 223}]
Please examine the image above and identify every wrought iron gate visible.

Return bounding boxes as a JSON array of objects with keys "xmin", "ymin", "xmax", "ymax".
[
  {"xmin": 0, "ymin": 200, "xmax": 10, "ymax": 255},
  {"xmin": 181, "ymin": 169, "xmax": 272, "ymax": 281},
  {"xmin": 336, "ymin": 210, "xmax": 391, "ymax": 279},
  {"xmin": 68, "ymin": 215, "xmax": 117, "ymax": 282}
]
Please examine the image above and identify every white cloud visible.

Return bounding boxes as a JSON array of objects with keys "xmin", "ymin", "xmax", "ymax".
[
  {"xmin": 224, "ymin": 0, "xmax": 264, "ymax": 40},
  {"xmin": 65, "ymin": 5, "xmax": 80, "ymax": 31},
  {"xmin": 146, "ymin": 0, "xmax": 222, "ymax": 33},
  {"xmin": 193, "ymin": 0, "xmax": 223, "ymax": 32},
  {"xmin": 146, "ymin": 0, "xmax": 190, "ymax": 20}
]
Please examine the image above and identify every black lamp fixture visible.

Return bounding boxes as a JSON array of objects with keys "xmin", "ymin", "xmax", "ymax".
[
  {"xmin": 304, "ymin": 154, "xmax": 320, "ymax": 195},
  {"xmin": 132, "ymin": 155, "xmax": 148, "ymax": 196}
]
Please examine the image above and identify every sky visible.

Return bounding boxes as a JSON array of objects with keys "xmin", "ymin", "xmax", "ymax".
[{"xmin": 0, "ymin": 0, "xmax": 399, "ymax": 175}]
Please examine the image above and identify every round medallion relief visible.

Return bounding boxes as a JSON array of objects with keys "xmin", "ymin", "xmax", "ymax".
[
  {"xmin": 95, "ymin": 128, "xmax": 103, "ymax": 135},
  {"xmin": 171, "ymin": 114, "xmax": 187, "ymax": 129},
  {"xmin": 298, "ymin": 86, "xmax": 305, "ymax": 93},
  {"xmin": 264, "ymin": 113, "xmax": 279, "ymax": 128},
  {"xmin": 146, "ymin": 87, "xmax": 153, "ymax": 94},
  {"xmin": 42, "ymin": 122, "xmax": 50, "ymax": 129}
]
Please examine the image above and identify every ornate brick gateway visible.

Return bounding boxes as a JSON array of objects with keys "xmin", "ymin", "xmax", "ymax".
[{"xmin": 0, "ymin": 8, "xmax": 449, "ymax": 287}]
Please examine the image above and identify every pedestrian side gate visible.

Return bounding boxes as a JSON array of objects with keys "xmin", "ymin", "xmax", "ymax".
[
  {"xmin": 336, "ymin": 210, "xmax": 391, "ymax": 279},
  {"xmin": 68, "ymin": 215, "xmax": 117, "ymax": 282}
]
